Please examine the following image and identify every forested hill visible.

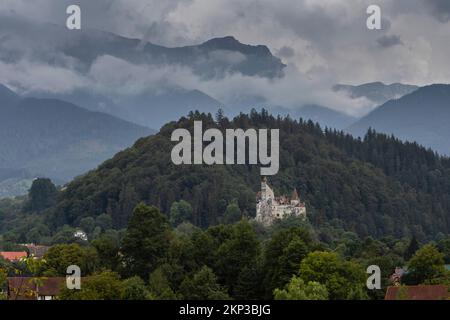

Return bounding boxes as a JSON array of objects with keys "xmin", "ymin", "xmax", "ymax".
[{"xmin": 48, "ymin": 110, "xmax": 450, "ymax": 240}]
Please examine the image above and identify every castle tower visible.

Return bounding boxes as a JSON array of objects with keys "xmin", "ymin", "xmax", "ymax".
[
  {"xmin": 291, "ymin": 188, "xmax": 300, "ymax": 205},
  {"xmin": 261, "ymin": 177, "xmax": 274, "ymax": 201}
]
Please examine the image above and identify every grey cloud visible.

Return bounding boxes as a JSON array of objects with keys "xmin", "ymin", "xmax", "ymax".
[
  {"xmin": 0, "ymin": 0, "xmax": 450, "ymax": 115},
  {"xmin": 277, "ymin": 46, "xmax": 295, "ymax": 59},
  {"xmin": 423, "ymin": 0, "xmax": 450, "ymax": 22},
  {"xmin": 377, "ymin": 35, "xmax": 403, "ymax": 48}
]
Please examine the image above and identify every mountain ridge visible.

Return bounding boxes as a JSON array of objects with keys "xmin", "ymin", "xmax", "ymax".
[
  {"xmin": 347, "ymin": 83, "xmax": 450, "ymax": 156},
  {"xmin": 333, "ymin": 82, "xmax": 419, "ymax": 105},
  {"xmin": 0, "ymin": 86, "xmax": 154, "ymax": 197}
]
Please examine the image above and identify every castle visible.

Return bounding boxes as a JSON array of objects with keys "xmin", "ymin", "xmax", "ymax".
[{"xmin": 256, "ymin": 178, "xmax": 307, "ymax": 226}]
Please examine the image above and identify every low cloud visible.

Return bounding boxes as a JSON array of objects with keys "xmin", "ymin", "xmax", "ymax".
[
  {"xmin": 1, "ymin": 0, "xmax": 450, "ymax": 117},
  {"xmin": 423, "ymin": 0, "xmax": 450, "ymax": 23},
  {"xmin": 377, "ymin": 35, "xmax": 403, "ymax": 48},
  {"xmin": 277, "ymin": 46, "xmax": 295, "ymax": 59},
  {"xmin": 0, "ymin": 59, "xmax": 85, "ymax": 94}
]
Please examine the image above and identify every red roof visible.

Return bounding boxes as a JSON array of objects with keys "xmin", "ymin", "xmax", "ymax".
[
  {"xmin": 0, "ymin": 252, "xmax": 27, "ymax": 262},
  {"xmin": 7, "ymin": 277, "xmax": 66, "ymax": 300},
  {"xmin": 385, "ymin": 285, "xmax": 449, "ymax": 300}
]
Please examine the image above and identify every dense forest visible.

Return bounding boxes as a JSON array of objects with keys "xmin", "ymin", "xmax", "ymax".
[
  {"xmin": 1, "ymin": 203, "xmax": 449, "ymax": 300},
  {"xmin": 1, "ymin": 110, "xmax": 450, "ymax": 300},
  {"xmin": 18, "ymin": 109, "xmax": 447, "ymax": 241},
  {"xmin": 2, "ymin": 110, "xmax": 450, "ymax": 243}
]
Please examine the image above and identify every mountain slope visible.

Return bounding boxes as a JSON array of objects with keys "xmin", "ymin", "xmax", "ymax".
[
  {"xmin": 296, "ymin": 105, "xmax": 357, "ymax": 130},
  {"xmin": 1, "ymin": 18, "xmax": 283, "ymax": 128},
  {"xmin": 0, "ymin": 90, "xmax": 154, "ymax": 194},
  {"xmin": 0, "ymin": 84, "xmax": 19, "ymax": 106},
  {"xmin": 333, "ymin": 82, "xmax": 419, "ymax": 105},
  {"xmin": 35, "ymin": 88, "xmax": 224, "ymax": 129},
  {"xmin": 347, "ymin": 84, "xmax": 450, "ymax": 155},
  {"xmin": 0, "ymin": 17, "xmax": 285, "ymax": 79},
  {"xmin": 46, "ymin": 112, "xmax": 450, "ymax": 239}
]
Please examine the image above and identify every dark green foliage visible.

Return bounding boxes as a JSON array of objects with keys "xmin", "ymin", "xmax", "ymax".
[
  {"xmin": 2, "ymin": 200, "xmax": 449, "ymax": 300},
  {"xmin": 43, "ymin": 243, "xmax": 99, "ymax": 276},
  {"xmin": 121, "ymin": 204, "xmax": 172, "ymax": 279},
  {"xmin": 25, "ymin": 178, "xmax": 57, "ymax": 212},
  {"xmin": 44, "ymin": 111, "xmax": 450, "ymax": 239},
  {"xmin": 405, "ymin": 236, "xmax": 420, "ymax": 260},
  {"xmin": 437, "ymin": 236, "xmax": 450, "ymax": 264},
  {"xmin": 121, "ymin": 276, "xmax": 151, "ymax": 300},
  {"xmin": 148, "ymin": 267, "xmax": 178, "ymax": 300},
  {"xmin": 91, "ymin": 233, "xmax": 120, "ymax": 270},
  {"xmin": 262, "ymin": 227, "xmax": 314, "ymax": 298},
  {"xmin": 404, "ymin": 244, "xmax": 447, "ymax": 284},
  {"xmin": 299, "ymin": 251, "xmax": 368, "ymax": 300},
  {"xmin": 214, "ymin": 220, "xmax": 260, "ymax": 293},
  {"xmin": 274, "ymin": 276, "xmax": 329, "ymax": 300},
  {"xmin": 59, "ymin": 270, "xmax": 123, "ymax": 300},
  {"xmin": 221, "ymin": 203, "xmax": 242, "ymax": 224},
  {"xmin": 169, "ymin": 200, "xmax": 193, "ymax": 227},
  {"xmin": 179, "ymin": 266, "xmax": 230, "ymax": 300}
]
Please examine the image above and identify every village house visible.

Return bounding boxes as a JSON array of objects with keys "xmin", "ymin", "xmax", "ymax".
[
  {"xmin": 385, "ymin": 285, "xmax": 450, "ymax": 300},
  {"xmin": 21, "ymin": 244, "xmax": 50, "ymax": 259},
  {"xmin": 0, "ymin": 252, "xmax": 28, "ymax": 262},
  {"xmin": 7, "ymin": 277, "xmax": 66, "ymax": 300}
]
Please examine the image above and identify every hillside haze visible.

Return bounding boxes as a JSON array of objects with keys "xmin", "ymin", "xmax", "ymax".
[
  {"xmin": 333, "ymin": 82, "xmax": 419, "ymax": 105},
  {"xmin": 0, "ymin": 87, "xmax": 154, "ymax": 197},
  {"xmin": 0, "ymin": 18, "xmax": 288, "ymax": 128},
  {"xmin": 347, "ymin": 84, "xmax": 450, "ymax": 156},
  {"xmin": 296, "ymin": 105, "xmax": 356, "ymax": 130}
]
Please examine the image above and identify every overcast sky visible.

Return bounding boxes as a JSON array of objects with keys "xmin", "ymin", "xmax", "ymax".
[{"xmin": 1, "ymin": 0, "xmax": 449, "ymax": 115}]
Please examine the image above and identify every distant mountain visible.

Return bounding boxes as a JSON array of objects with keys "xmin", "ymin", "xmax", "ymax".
[
  {"xmin": 38, "ymin": 88, "xmax": 224, "ymax": 129},
  {"xmin": 347, "ymin": 84, "xmax": 450, "ymax": 155},
  {"xmin": 0, "ymin": 168, "xmax": 35, "ymax": 198},
  {"xmin": 0, "ymin": 17, "xmax": 285, "ymax": 79},
  {"xmin": 333, "ymin": 82, "xmax": 419, "ymax": 105},
  {"xmin": 115, "ymin": 89, "xmax": 224, "ymax": 128},
  {"xmin": 263, "ymin": 105, "xmax": 357, "ymax": 130},
  {"xmin": 1, "ymin": 18, "xmax": 284, "ymax": 127},
  {"xmin": 0, "ymin": 84, "xmax": 19, "ymax": 107},
  {"xmin": 0, "ymin": 87, "xmax": 154, "ymax": 197},
  {"xmin": 296, "ymin": 105, "xmax": 357, "ymax": 130}
]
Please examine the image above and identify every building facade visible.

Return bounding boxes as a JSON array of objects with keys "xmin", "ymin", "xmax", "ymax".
[{"xmin": 256, "ymin": 178, "xmax": 306, "ymax": 226}]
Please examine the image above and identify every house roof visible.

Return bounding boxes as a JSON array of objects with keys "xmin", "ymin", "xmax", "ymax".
[
  {"xmin": 385, "ymin": 285, "xmax": 449, "ymax": 300},
  {"xmin": 7, "ymin": 277, "xmax": 66, "ymax": 300},
  {"xmin": 23, "ymin": 244, "xmax": 50, "ymax": 258},
  {"xmin": 0, "ymin": 251, "xmax": 27, "ymax": 262}
]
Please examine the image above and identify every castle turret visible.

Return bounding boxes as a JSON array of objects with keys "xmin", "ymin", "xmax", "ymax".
[
  {"xmin": 261, "ymin": 177, "xmax": 274, "ymax": 201},
  {"xmin": 291, "ymin": 188, "xmax": 300, "ymax": 205}
]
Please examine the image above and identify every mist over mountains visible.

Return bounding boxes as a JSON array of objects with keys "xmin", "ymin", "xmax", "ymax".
[
  {"xmin": 0, "ymin": 17, "xmax": 291, "ymax": 129},
  {"xmin": 0, "ymin": 84, "xmax": 153, "ymax": 197},
  {"xmin": 333, "ymin": 82, "xmax": 419, "ymax": 106},
  {"xmin": 2, "ymin": 15, "xmax": 450, "ymax": 200}
]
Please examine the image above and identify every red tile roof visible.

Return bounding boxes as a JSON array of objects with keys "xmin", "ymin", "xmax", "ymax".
[
  {"xmin": 385, "ymin": 285, "xmax": 449, "ymax": 300},
  {"xmin": 0, "ymin": 251, "xmax": 27, "ymax": 262}
]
